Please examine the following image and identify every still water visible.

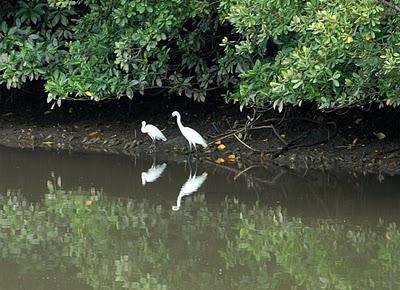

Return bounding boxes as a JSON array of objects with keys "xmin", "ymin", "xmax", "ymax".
[{"xmin": 0, "ymin": 146, "xmax": 400, "ymax": 289}]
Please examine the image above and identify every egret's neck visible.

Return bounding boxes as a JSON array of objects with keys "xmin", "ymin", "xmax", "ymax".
[
  {"xmin": 172, "ymin": 195, "xmax": 181, "ymax": 211},
  {"xmin": 141, "ymin": 122, "xmax": 145, "ymax": 132},
  {"xmin": 176, "ymin": 114, "xmax": 184, "ymax": 131},
  {"xmin": 176, "ymin": 195, "xmax": 182, "ymax": 208}
]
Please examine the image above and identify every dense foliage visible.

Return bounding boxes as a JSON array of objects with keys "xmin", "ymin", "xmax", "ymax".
[{"xmin": 1, "ymin": 0, "xmax": 400, "ymax": 109}]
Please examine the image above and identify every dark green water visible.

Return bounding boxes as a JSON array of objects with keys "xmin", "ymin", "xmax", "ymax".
[{"xmin": 0, "ymin": 146, "xmax": 400, "ymax": 290}]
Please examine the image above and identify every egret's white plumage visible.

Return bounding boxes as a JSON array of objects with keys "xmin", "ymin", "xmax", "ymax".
[
  {"xmin": 141, "ymin": 163, "xmax": 167, "ymax": 186},
  {"xmin": 171, "ymin": 111, "xmax": 207, "ymax": 152},
  {"xmin": 141, "ymin": 121, "xmax": 167, "ymax": 146},
  {"xmin": 172, "ymin": 172, "xmax": 208, "ymax": 211}
]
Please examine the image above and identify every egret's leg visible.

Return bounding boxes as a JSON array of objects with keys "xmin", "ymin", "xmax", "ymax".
[
  {"xmin": 188, "ymin": 142, "xmax": 192, "ymax": 155},
  {"xmin": 149, "ymin": 138, "xmax": 156, "ymax": 152},
  {"xmin": 188, "ymin": 159, "xmax": 193, "ymax": 178},
  {"xmin": 191, "ymin": 143, "xmax": 195, "ymax": 155},
  {"xmin": 195, "ymin": 143, "xmax": 199, "ymax": 156},
  {"xmin": 153, "ymin": 139, "xmax": 157, "ymax": 151}
]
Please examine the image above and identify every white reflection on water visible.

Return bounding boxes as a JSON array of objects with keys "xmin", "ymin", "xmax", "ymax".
[
  {"xmin": 172, "ymin": 171, "xmax": 208, "ymax": 211},
  {"xmin": 141, "ymin": 163, "xmax": 167, "ymax": 186}
]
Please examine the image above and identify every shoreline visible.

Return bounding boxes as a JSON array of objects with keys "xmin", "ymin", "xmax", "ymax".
[{"xmin": 1, "ymin": 105, "xmax": 399, "ymax": 177}]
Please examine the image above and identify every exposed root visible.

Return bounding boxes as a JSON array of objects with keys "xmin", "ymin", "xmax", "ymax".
[{"xmin": 209, "ymin": 117, "xmax": 338, "ymax": 159}]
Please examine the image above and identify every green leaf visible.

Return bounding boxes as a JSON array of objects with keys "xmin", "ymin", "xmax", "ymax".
[
  {"xmin": 292, "ymin": 80, "xmax": 303, "ymax": 89},
  {"xmin": 52, "ymin": 13, "xmax": 60, "ymax": 27},
  {"xmin": 332, "ymin": 79, "xmax": 339, "ymax": 87},
  {"xmin": 1, "ymin": 22, "xmax": 7, "ymax": 33},
  {"xmin": 127, "ymin": 87, "xmax": 134, "ymax": 99}
]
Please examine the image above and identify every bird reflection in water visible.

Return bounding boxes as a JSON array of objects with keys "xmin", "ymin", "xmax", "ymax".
[
  {"xmin": 172, "ymin": 164, "xmax": 208, "ymax": 211},
  {"xmin": 141, "ymin": 162, "xmax": 167, "ymax": 186}
]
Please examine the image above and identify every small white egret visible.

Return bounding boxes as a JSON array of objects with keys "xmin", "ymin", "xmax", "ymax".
[
  {"xmin": 141, "ymin": 121, "xmax": 167, "ymax": 148},
  {"xmin": 141, "ymin": 163, "xmax": 167, "ymax": 186},
  {"xmin": 171, "ymin": 111, "xmax": 207, "ymax": 153},
  {"xmin": 172, "ymin": 171, "xmax": 208, "ymax": 211}
]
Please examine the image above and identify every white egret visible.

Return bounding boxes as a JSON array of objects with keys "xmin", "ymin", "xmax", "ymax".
[
  {"xmin": 141, "ymin": 163, "xmax": 167, "ymax": 186},
  {"xmin": 172, "ymin": 171, "xmax": 208, "ymax": 211},
  {"xmin": 141, "ymin": 121, "xmax": 167, "ymax": 148},
  {"xmin": 171, "ymin": 111, "xmax": 207, "ymax": 153}
]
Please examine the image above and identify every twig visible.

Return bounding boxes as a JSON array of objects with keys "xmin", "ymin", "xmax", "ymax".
[
  {"xmin": 208, "ymin": 125, "xmax": 272, "ymax": 145},
  {"xmin": 271, "ymin": 129, "xmax": 311, "ymax": 159},
  {"xmin": 271, "ymin": 121, "xmax": 337, "ymax": 159},
  {"xmin": 233, "ymin": 134, "xmax": 262, "ymax": 152},
  {"xmin": 212, "ymin": 122, "xmax": 221, "ymax": 134},
  {"xmin": 209, "ymin": 119, "xmax": 279, "ymax": 139},
  {"xmin": 376, "ymin": 146, "xmax": 400, "ymax": 155},
  {"xmin": 270, "ymin": 124, "xmax": 288, "ymax": 145},
  {"xmin": 234, "ymin": 165, "xmax": 263, "ymax": 180}
]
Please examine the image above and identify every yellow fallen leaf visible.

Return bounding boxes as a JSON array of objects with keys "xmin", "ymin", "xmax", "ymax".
[
  {"xmin": 228, "ymin": 153, "xmax": 236, "ymax": 161},
  {"xmin": 84, "ymin": 91, "xmax": 93, "ymax": 97},
  {"xmin": 43, "ymin": 110, "xmax": 52, "ymax": 115},
  {"xmin": 214, "ymin": 140, "xmax": 221, "ymax": 145},
  {"xmin": 215, "ymin": 157, "xmax": 225, "ymax": 164},
  {"xmin": 42, "ymin": 141, "xmax": 54, "ymax": 145},
  {"xmin": 85, "ymin": 199, "xmax": 93, "ymax": 206},
  {"xmin": 217, "ymin": 144, "xmax": 226, "ymax": 151},
  {"xmin": 88, "ymin": 130, "xmax": 99, "ymax": 137}
]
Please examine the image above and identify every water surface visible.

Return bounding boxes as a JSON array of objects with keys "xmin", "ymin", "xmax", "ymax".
[{"xmin": 0, "ymin": 146, "xmax": 400, "ymax": 289}]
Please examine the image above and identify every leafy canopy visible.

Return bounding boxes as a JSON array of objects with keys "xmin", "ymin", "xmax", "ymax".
[{"xmin": 1, "ymin": 0, "xmax": 400, "ymax": 110}]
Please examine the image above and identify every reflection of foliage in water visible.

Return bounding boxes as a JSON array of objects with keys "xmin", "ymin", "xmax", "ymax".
[{"xmin": 0, "ymin": 183, "xmax": 399, "ymax": 290}]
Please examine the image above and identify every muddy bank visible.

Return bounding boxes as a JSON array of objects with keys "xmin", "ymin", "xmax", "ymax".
[{"xmin": 0, "ymin": 98, "xmax": 400, "ymax": 177}]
